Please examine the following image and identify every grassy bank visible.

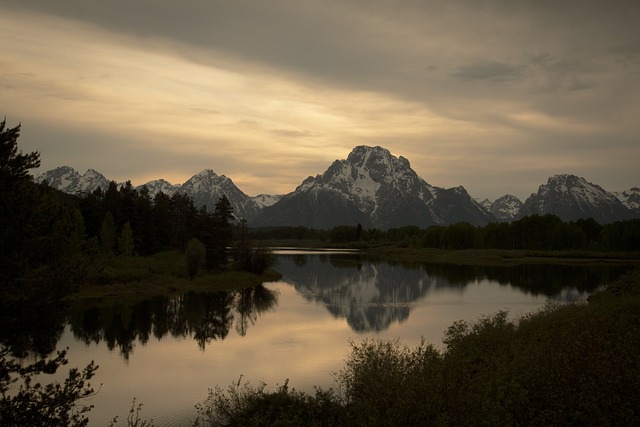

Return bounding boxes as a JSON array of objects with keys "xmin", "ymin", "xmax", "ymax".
[
  {"xmin": 193, "ymin": 268, "xmax": 640, "ymax": 427},
  {"xmin": 67, "ymin": 250, "xmax": 281, "ymax": 303}
]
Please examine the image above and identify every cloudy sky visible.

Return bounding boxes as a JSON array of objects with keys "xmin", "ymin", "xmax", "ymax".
[{"xmin": 2, "ymin": 0, "xmax": 638, "ymax": 201}]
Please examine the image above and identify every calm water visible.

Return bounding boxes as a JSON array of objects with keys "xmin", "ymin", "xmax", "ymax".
[{"xmin": 28, "ymin": 251, "xmax": 634, "ymax": 425}]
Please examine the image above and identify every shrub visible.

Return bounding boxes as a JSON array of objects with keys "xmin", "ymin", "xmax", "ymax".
[
  {"xmin": 233, "ymin": 244, "xmax": 274, "ymax": 275},
  {"xmin": 193, "ymin": 377, "xmax": 343, "ymax": 427},
  {"xmin": 337, "ymin": 338, "xmax": 444, "ymax": 426}
]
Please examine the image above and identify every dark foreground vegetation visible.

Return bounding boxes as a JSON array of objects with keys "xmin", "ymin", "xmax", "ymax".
[{"xmin": 192, "ymin": 269, "xmax": 640, "ymax": 427}]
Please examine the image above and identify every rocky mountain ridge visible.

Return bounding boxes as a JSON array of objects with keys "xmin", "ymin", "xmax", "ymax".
[
  {"xmin": 36, "ymin": 146, "xmax": 638, "ymax": 227},
  {"xmin": 517, "ymin": 174, "xmax": 635, "ymax": 223}
]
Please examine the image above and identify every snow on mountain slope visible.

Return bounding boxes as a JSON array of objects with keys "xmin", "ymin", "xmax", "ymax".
[
  {"xmin": 251, "ymin": 194, "xmax": 283, "ymax": 208},
  {"xmin": 254, "ymin": 146, "xmax": 494, "ymax": 229},
  {"xmin": 615, "ymin": 187, "xmax": 640, "ymax": 214},
  {"xmin": 36, "ymin": 166, "xmax": 109, "ymax": 194},
  {"xmin": 138, "ymin": 179, "xmax": 181, "ymax": 198},
  {"xmin": 518, "ymin": 174, "xmax": 634, "ymax": 223},
  {"xmin": 178, "ymin": 169, "xmax": 260, "ymax": 220},
  {"xmin": 489, "ymin": 194, "xmax": 523, "ymax": 222}
]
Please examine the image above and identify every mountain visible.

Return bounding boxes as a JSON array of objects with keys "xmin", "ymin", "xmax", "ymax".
[
  {"xmin": 615, "ymin": 187, "xmax": 640, "ymax": 215},
  {"xmin": 178, "ymin": 169, "xmax": 260, "ymax": 220},
  {"xmin": 139, "ymin": 179, "xmax": 180, "ymax": 198},
  {"xmin": 251, "ymin": 194, "xmax": 283, "ymax": 209},
  {"xmin": 36, "ymin": 157, "xmax": 638, "ymax": 229},
  {"xmin": 252, "ymin": 146, "xmax": 495, "ymax": 229},
  {"xmin": 36, "ymin": 166, "xmax": 109, "ymax": 195},
  {"xmin": 489, "ymin": 194, "xmax": 523, "ymax": 222},
  {"xmin": 517, "ymin": 174, "xmax": 635, "ymax": 223},
  {"xmin": 36, "ymin": 166, "xmax": 260, "ymax": 220}
]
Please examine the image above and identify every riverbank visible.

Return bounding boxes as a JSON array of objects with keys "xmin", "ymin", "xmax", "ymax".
[
  {"xmin": 365, "ymin": 246, "xmax": 640, "ymax": 266},
  {"xmin": 67, "ymin": 250, "xmax": 281, "ymax": 304}
]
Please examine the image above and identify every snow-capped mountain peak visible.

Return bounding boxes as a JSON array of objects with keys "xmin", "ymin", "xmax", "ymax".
[
  {"xmin": 255, "ymin": 145, "xmax": 494, "ymax": 229},
  {"xmin": 615, "ymin": 187, "xmax": 640, "ymax": 214},
  {"xmin": 179, "ymin": 169, "xmax": 259, "ymax": 219},
  {"xmin": 518, "ymin": 174, "xmax": 634, "ymax": 223},
  {"xmin": 139, "ymin": 179, "xmax": 181, "ymax": 197},
  {"xmin": 36, "ymin": 166, "xmax": 109, "ymax": 195},
  {"xmin": 489, "ymin": 194, "xmax": 523, "ymax": 222}
]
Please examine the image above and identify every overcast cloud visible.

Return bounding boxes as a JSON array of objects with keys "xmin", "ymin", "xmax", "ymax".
[{"xmin": 1, "ymin": 0, "xmax": 638, "ymax": 201}]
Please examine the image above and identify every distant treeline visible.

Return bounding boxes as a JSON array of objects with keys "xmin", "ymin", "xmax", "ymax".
[{"xmin": 255, "ymin": 215, "xmax": 640, "ymax": 252}]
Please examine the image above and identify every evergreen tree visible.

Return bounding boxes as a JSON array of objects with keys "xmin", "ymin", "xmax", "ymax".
[
  {"xmin": 100, "ymin": 212, "xmax": 117, "ymax": 254},
  {"xmin": 211, "ymin": 195, "xmax": 234, "ymax": 267},
  {"xmin": 0, "ymin": 118, "xmax": 40, "ymax": 182},
  {"xmin": 186, "ymin": 237, "xmax": 206, "ymax": 279},
  {"xmin": 118, "ymin": 222, "xmax": 134, "ymax": 257}
]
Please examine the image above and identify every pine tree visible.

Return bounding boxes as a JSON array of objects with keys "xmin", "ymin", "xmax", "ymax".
[
  {"xmin": 100, "ymin": 212, "xmax": 117, "ymax": 254},
  {"xmin": 118, "ymin": 222, "xmax": 134, "ymax": 257},
  {"xmin": 0, "ymin": 118, "xmax": 40, "ymax": 182}
]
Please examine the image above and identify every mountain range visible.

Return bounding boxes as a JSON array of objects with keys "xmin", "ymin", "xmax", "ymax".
[{"xmin": 36, "ymin": 145, "xmax": 639, "ymax": 228}]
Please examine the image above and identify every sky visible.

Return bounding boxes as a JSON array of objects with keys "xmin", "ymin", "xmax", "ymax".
[{"xmin": 1, "ymin": 0, "xmax": 639, "ymax": 201}]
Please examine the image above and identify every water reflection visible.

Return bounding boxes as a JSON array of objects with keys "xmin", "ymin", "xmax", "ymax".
[
  {"xmin": 275, "ymin": 254, "xmax": 631, "ymax": 332},
  {"xmin": 0, "ymin": 297, "xmax": 67, "ymax": 357},
  {"xmin": 67, "ymin": 285, "xmax": 278, "ymax": 359}
]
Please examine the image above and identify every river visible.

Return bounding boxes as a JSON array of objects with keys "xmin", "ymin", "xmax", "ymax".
[{"xmin": 20, "ymin": 250, "xmax": 635, "ymax": 425}]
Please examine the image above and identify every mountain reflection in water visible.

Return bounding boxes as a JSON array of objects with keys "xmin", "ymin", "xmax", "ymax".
[{"xmin": 274, "ymin": 253, "xmax": 630, "ymax": 332}]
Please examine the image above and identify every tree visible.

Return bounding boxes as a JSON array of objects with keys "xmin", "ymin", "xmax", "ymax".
[
  {"xmin": 186, "ymin": 237, "xmax": 206, "ymax": 279},
  {"xmin": 0, "ymin": 348, "xmax": 98, "ymax": 426},
  {"xmin": 100, "ymin": 212, "xmax": 117, "ymax": 254},
  {"xmin": 118, "ymin": 222, "xmax": 134, "ymax": 257},
  {"xmin": 202, "ymin": 195, "xmax": 234, "ymax": 268},
  {"xmin": 1, "ymin": 119, "xmax": 98, "ymax": 301},
  {"xmin": 0, "ymin": 118, "xmax": 40, "ymax": 182},
  {"xmin": 1, "ymin": 119, "xmax": 41, "ymax": 285}
]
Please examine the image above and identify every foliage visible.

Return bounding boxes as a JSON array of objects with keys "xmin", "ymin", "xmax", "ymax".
[
  {"xmin": 0, "ymin": 118, "xmax": 40, "ymax": 182},
  {"xmin": 118, "ymin": 222, "xmax": 135, "ymax": 257},
  {"xmin": 337, "ymin": 338, "xmax": 444, "ymax": 426},
  {"xmin": 186, "ymin": 238, "xmax": 207, "ymax": 279},
  {"xmin": 233, "ymin": 240, "xmax": 274, "ymax": 275},
  {"xmin": 193, "ymin": 378, "xmax": 343, "ymax": 427},
  {"xmin": 0, "ymin": 348, "xmax": 98, "ymax": 427},
  {"xmin": 251, "ymin": 215, "xmax": 639, "ymax": 253},
  {"xmin": 1, "ymin": 119, "xmax": 99, "ymax": 301},
  {"xmin": 108, "ymin": 398, "xmax": 155, "ymax": 427}
]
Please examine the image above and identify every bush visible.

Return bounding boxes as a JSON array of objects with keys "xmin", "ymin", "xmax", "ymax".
[
  {"xmin": 233, "ymin": 244, "xmax": 274, "ymax": 275},
  {"xmin": 193, "ymin": 378, "xmax": 343, "ymax": 427},
  {"xmin": 337, "ymin": 338, "xmax": 444, "ymax": 426}
]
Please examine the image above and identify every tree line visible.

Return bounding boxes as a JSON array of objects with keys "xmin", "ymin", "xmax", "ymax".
[{"xmin": 324, "ymin": 215, "xmax": 640, "ymax": 252}]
